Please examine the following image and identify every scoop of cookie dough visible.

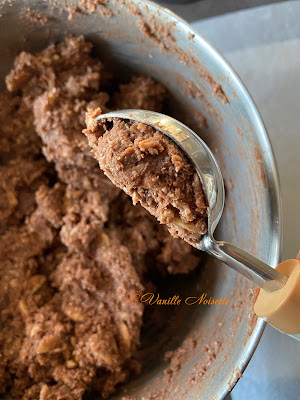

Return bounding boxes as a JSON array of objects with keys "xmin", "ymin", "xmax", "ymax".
[{"xmin": 84, "ymin": 110, "xmax": 208, "ymax": 247}]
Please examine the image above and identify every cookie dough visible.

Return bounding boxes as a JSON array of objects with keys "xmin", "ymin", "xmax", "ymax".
[
  {"xmin": 84, "ymin": 115, "xmax": 208, "ymax": 247},
  {"xmin": 0, "ymin": 36, "xmax": 201, "ymax": 399}
]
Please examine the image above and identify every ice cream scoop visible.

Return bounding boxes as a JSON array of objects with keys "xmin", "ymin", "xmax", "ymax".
[{"xmin": 92, "ymin": 109, "xmax": 300, "ymax": 340}]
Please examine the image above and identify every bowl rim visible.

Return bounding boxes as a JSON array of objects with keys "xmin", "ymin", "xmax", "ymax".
[{"xmin": 140, "ymin": 0, "xmax": 282, "ymax": 398}]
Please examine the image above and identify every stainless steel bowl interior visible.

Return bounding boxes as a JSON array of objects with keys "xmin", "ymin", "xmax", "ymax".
[{"xmin": 0, "ymin": 1, "xmax": 281, "ymax": 399}]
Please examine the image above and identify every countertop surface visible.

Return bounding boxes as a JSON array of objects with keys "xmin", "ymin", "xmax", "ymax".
[
  {"xmin": 163, "ymin": 0, "xmax": 289, "ymax": 21},
  {"xmin": 166, "ymin": 1, "xmax": 300, "ymax": 399}
]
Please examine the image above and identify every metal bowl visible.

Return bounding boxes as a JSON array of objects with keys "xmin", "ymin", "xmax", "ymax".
[{"xmin": 0, "ymin": 1, "xmax": 281, "ymax": 399}]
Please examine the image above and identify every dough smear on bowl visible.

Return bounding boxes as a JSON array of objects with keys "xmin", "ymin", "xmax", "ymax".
[{"xmin": 84, "ymin": 114, "xmax": 208, "ymax": 247}]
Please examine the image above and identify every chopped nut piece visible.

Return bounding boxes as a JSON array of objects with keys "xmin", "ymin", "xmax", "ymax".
[
  {"xmin": 162, "ymin": 209, "xmax": 175, "ymax": 220},
  {"xmin": 173, "ymin": 218, "xmax": 199, "ymax": 233},
  {"xmin": 6, "ymin": 190, "xmax": 18, "ymax": 207},
  {"xmin": 29, "ymin": 324, "xmax": 41, "ymax": 337},
  {"xmin": 28, "ymin": 274, "xmax": 46, "ymax": 294},
  {"xmin": 18, "ymin": 299, "xmax": 29, "ymax": 316},
  {"xmin": 37, "ymin": 334, "xmax": 60, "ymax": 354},
  {"xmin": 100, "ymin": 232, "xmax": 110, "ymax": 246},
  {"xmin": 138, "ymin": 136, "xmax": 164, "ymax": 154},
  {"xmin": 119, "ymin": 322, "xmax": 131, "ymax": 348},
  {"xmin": 65, "ymin": 359, "xmax": 78, "ymax": 369},
  {"xmin": 64, "ymin": 309, "xmax": 84, "ymax": 322}
]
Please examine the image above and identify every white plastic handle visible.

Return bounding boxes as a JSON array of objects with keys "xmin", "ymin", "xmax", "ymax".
[{"xmin": 254, "ymin": 259, "xmax": 300, "ymax": 339}]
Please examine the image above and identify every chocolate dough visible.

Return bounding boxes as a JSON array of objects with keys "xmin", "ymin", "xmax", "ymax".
[{"xmin": 0, "ymin": 36, "xmax": 201, "ymax": 400}]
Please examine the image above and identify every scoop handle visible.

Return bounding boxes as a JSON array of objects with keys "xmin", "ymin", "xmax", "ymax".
[
  {"xmin": 199, "ymin": 236, "xmax": 300, "ymax": 339},
  {"xmin": 198, "ymin": 235, "xmax": 288, "ymax": 292},
  {"xmin": 254, "ymin": 259, "xmax": 300, "ymax": 338}
]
